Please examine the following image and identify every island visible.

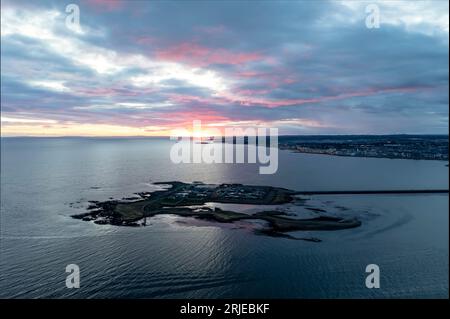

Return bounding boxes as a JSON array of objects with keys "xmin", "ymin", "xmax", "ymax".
[{"xmin": 72, "ymin": 181, "xmax": 361, "ymax": 241}]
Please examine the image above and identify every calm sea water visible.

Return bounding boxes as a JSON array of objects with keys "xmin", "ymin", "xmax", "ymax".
[{"xmin": 0, "ymin": 137, "xmax": 448, "ymax": 298}]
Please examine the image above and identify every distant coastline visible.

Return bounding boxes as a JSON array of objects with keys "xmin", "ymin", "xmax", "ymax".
[
  {"xmin": 222, "ymin": 134, "xmax": 449, "ymax": 161},
  {"xmin": 2, "ymin": 134, "xmax": 448, "ymax": 161}
]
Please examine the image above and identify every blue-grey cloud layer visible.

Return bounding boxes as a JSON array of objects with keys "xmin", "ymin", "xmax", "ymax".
[{"xmin": 1, "ymin": 0, "xmax": 448, "ymax": 135}]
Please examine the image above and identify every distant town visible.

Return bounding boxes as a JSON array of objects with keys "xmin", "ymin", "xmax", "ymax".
[{"xmin": 277, "ymin": 135, "xmax": 449, "ymax": 161}]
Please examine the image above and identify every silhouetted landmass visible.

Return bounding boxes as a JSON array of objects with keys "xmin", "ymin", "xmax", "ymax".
[
  {"xmin": 221, "ymin": 135, "xmax": 449, "ymax": 161},
  {"xmin": 279, "ymin": 135, "xmax": 448, "ymax": 160}
]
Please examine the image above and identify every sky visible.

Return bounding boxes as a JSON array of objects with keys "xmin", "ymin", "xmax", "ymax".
[{"xmin": 1, "ymin": 0, "xmax": 448, "ymax": 136}]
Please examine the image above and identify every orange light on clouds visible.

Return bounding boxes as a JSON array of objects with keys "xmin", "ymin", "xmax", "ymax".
[
  {"xmin": 1, "ymin": 117, "xmax": 229, "ymax": 137},
  {"xmin": 1, "ymin": 122, "xmax": 173, "ymax": 137}
]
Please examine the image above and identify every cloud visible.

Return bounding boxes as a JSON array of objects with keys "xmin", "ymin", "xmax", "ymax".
[
  {"xmin": 27, "ymin": 80, "xmax": 71, "ymax": 92},
  {"xmin": 0, "ymin": 0, "xmax": 448, "ymax": 136},
  {"xmin": 155, "ymin": 42, "xmax": 263, "ymax": 67}
]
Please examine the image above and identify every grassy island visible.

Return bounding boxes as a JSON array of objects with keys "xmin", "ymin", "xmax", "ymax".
[{"xmin": 72, "ymin": 181, "xmax": 361, "ymax": 241}]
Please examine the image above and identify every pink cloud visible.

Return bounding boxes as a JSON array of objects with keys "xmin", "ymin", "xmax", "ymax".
[
  {"xmin": 235, "ymin": 71, "xmax": 265, "ymax": 78},
  {"xmin": 282, "ymin": 77, "xmax": 297, "ymax": 84},
  {"xmin": 155, "ymin": 43, "xmax": 263, "ymax": 67},
  {"xmin": 234, "ymin": 89, "xmax": 270, "ymax": 96}
]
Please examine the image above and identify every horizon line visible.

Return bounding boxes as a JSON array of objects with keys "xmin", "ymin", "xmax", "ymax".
[{"xmin": 1, "ymin": 133, "xmax": 449, "ymax": 138}]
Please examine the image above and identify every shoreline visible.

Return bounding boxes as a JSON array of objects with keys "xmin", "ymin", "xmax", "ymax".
[
  {"xmin": 72, "ymin": 181, "xmax": 363, "ymax": 241},
  {"xmin": 280, "ymin": 147, "xmax": 450, "ymax": 162}
]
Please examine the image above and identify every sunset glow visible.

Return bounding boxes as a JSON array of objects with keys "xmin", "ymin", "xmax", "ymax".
[{"xmin": 1, "ymin": 0, "xmax": 448, "ymax": 136}]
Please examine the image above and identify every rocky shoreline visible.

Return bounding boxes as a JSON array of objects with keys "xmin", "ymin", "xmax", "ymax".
[{"xmin": 72, "ymin": 181, "xmax": 362, "ymax": 241}]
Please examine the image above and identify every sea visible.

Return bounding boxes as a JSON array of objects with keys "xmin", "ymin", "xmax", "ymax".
[{"xmin": 0, "ymin": 137, "xmax": 448, "ymax": 298}]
